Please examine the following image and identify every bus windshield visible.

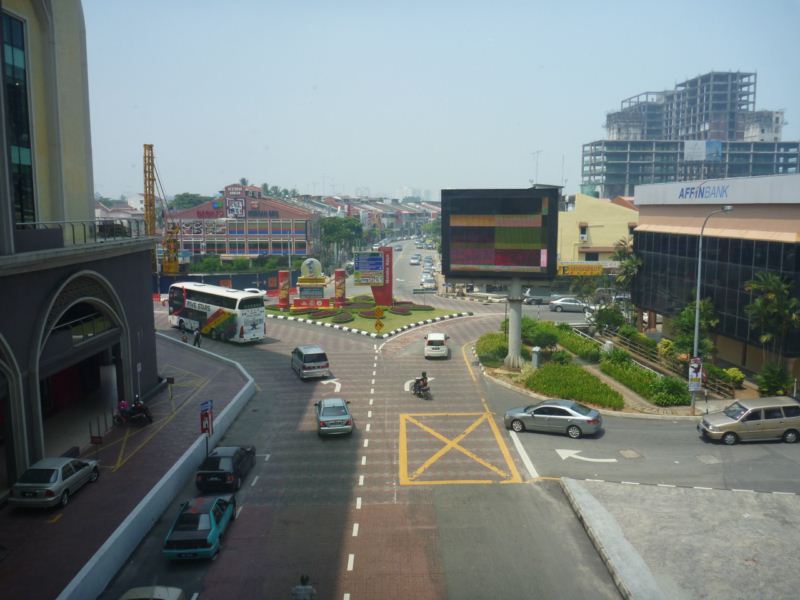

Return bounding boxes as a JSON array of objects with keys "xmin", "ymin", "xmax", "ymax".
[{"xmin": 238, "ymin": 296, "xmax": 264, "ymax": 310}]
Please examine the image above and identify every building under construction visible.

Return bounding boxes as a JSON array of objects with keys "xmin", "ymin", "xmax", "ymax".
[{"xmin": 582, "ymin": 71, "xmax": 798, "ymax": 197}]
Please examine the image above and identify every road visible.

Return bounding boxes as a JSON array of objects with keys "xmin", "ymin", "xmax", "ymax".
[{"xmin": 101, "ymin": 292, "xmax": 618, "ymax": 599}]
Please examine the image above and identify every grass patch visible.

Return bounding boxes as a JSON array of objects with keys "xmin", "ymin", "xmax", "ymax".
[{"xmin": 523, "ymin": 363, "xmax": 623, "ymax": 410}]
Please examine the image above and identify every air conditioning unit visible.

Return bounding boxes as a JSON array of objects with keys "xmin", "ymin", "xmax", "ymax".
[{"xmin": 579, "ymin": 233, "xmax": 588, "ymax": 242}]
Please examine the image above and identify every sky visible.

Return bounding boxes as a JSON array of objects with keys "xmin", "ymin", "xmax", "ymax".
[{"xmin": 83, "ymin": 0, "xmax": 800, "ymax": 201}]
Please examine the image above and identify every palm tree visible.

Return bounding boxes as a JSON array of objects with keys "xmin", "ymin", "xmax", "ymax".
[
  {"xmin": 744, "ymin": 272, "xmax": 800, "ymax": 365},
  {"xmin": 614, "ymin": 254, "xmax": 642, "ymax": 294},
  {"xmin": 611, "ymin": 236, "xmax": 633, "ymax": 262}
]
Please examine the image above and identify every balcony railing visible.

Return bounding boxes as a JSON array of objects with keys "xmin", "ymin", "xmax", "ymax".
[{"xmin": 14, "ymin": 218, "xmax": 148, "ymax": 251}]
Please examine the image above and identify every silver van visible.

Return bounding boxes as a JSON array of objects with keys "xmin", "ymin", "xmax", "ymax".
[
  {"xmin": 697, "ymin": 396, "xmax": 800, "ymax": 445},
  {"xmin": 291, "ymin": 345, "xmax": 331, "ymax": 380}
]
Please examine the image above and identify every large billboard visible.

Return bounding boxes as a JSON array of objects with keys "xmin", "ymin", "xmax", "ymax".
[
  {"xmin": 441, "ymin": 187, "xmax": 559, "ymax": 280},
  {"xmin": 353, "ymin": 251, "xmax": 385, "ymax": 285}
]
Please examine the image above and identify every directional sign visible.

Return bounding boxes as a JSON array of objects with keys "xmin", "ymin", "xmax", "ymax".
[
  {"xmin": 321, "ymin": 379, "xmax": 342, "ymax": 393},
  {"xmin": 555, "ymin": 449, "xmax": 617, "ymax": 463},
  {"xmin": 200, "ymin": 400, "xmax": 213, "ymax": 412},
  {"xmin": 374, "ymin": 306, "xmax": 384, "ymax": 319},
  {"xmin": 353, "ymin": 251, "xmax": 385, "ymax": 285}
]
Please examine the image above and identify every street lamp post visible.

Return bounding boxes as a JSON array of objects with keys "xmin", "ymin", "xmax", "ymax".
[{"xmin": 691, "ymin": 205, "xmax": 733, "ymax": 413}]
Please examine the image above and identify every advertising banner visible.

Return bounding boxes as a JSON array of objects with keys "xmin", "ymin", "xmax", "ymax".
[
  {"xmin": 334, "ymin": 268, "xmax": 346, "ymax": 307},
  {"xmin": 688, "ymin": 357, "xmax": 703, "ymax": 392},
  {"xmin": 277, "ymin": 270, "xmax": 290, "ymax": 309},
  {"xmin": 292, "ymin": 298, "xmax": 331, "ymax": 309}
]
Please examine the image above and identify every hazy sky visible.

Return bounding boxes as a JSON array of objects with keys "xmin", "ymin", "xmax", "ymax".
[{"xmin": 83, "ymin": 0, "xmax": 800, "ymax": 201}]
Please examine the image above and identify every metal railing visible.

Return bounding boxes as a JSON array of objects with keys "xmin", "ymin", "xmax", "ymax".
[{"xmin": 15, "ymin": 218, "xmax": 148, "ymax": 246}]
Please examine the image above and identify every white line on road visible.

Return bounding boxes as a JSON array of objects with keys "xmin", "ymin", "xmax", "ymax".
[
  {"xmin": 657, "ymin": 483, "xmax": 676, "ymax": 488},
  {"xmin": 372, "ymin": 371, "xmax": 376, "ymax": 377},
  {"xmin": 363, "ymin": 439, "xmax": 369, "ymax": 448},
  {"xmin": 370, "ymin": 388, "xmax": 374, "ymax": 395},
  {"xmin": 352, "ymin": 523, "xmax": 359, "ymax": 537},
  {"xmin": 359, "ymin": 475, "xmax": 364, "ymax": 486},
  {"xmin": 621, "ymin": 481, "xmax": 640, "ymax": 485},
  {"xmin": 344, "ymin": 594, "xmax": 350, "ymax": 600},
  {"xmin": 373, "ymin": 363, "xmax": 377, "ymax": 368},
  {"xmin": 586, "ymin": 479, "xmax": 605, "ymax": 483},
  {"xmin": 509, "ymin": 431, "xmax": 539, "ymax": 479},
  {"xmin": 693, "ymin": 486, "xmax": 713, "ymax": 490},
  {"xmin": 347, "ymin": 554, "xmax": 355, "ymax": 571},
  {"xmin": 369, "ymin": 398, "xmax": 373, "ymax": 406},
  {"xmin": 361, "ymin": 456, "xmax": 367, "ymax": 465},
  {"xmin": 368, "ymin": 410, "xmax": 372, "ymax": 418},
  {"xmin": 371, "ymin": 379, "xmax": 375, "ymax": 385},
  {"xmin": 356, "ymin": 497, "xmax": 362, "ymax": 509},
  {"xmin": 366, "ymin": 423, "xmax": 371, "ymax": 432},
  {"xmin": 250, "ymin": 475, "xmax": 259, "ymax": 487},
  {"xmin": 236, "ymin": 505, "xmax": 243, "ymax": 519},
  {"xmin": 190, "ymin": 594, "xmax": 199, "ymax": 600},
  {"xmin": 264, "ymin": 453, "xmax": 271, "ymax": 462},
  {"xmin": 732, "ymin": 488, "xmax": 755, "ymax": 493},
  {"xmin": 773, "ymin": 491, "xmax": 796, "ymax": 496}
]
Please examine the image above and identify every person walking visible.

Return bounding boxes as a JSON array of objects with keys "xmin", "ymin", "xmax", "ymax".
[{"xmin": 193, "ymin": 328, "xmax": 201, "ymax": 347}]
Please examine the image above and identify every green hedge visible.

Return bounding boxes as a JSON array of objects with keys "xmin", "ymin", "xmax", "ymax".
[
  {"xmin": 554, "ymin": 326, "xmax": 601, "ymax": 363},
  {"xmin": 476, "ymin": 333, "xmax": 507, "ymax": 367},
  {"xmin": 523, "ymin": 363, "xmax": 623, "ymax": 410},
  {"xmin": 618, "ymin": 324, "xmax": 658, "ymax": 351},
  {"xmin": 599, "ymin": 353, "xmax": 690, "ymax": 406}
]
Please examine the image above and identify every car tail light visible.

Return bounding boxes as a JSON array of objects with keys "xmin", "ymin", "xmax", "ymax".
[
  {"xmin": 587, "ymin": 419, "xmax": 600, "ymax": 425},
  {"xmin": 239, "ymin": 325, "xmax": 244, "ymax": 338},
  {"xmin": 319, "ymin": 421, "xmax": 327, "ymax": 427},
  {"xmin": 321, "ymin": 362, "xmax": 329, "ymax": 368},
  {"xmin": 345, "ymin": 419, "xmax": 352, "ymax": 426},
  {"xmin": 226, "ymin": 473, "xmax": 234, "ymax": 483},
  {"xmin": 44, "ymin": 490, "xmax": 54, "ymax": 497}
]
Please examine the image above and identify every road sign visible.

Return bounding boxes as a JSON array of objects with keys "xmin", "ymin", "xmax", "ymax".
[
  {"xmin": 688, "ymin": 357, "xmax": 703, "ymax": 391},
  {"xmin": 374, "ymin": 319, "xmax": 384, "ymax": 332},
  {"xmin": 374, "ymin": 306, "xmax": 384, "ymax": 319},
  {"xmin": 200, "ymin": 400, "xmax": 213, "ymax": 412}
]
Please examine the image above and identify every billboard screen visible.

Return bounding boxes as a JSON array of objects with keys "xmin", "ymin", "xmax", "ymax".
[{"xmin": 441, "ymin": 187, "xmax": 559, "ymax": 280}]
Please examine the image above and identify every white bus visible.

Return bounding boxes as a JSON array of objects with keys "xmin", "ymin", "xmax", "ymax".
[{"xmin": 167, "ymin": 282, "xmax": 266, "ymax": 343}]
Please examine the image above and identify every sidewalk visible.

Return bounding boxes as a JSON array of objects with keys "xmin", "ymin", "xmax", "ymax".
[{"xmin": 0, "ymin": 334, "xmax": 254, "ymax": 600}]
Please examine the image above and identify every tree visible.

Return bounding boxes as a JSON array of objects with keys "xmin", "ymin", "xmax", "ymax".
[
  {"xmin": 239, "ymin": 177, "xmax": 249, "ymax": 186},
  {"xmin": 744, "ymin": 272, "xmax": 800, "ymax": 365},
  {"xmin": 261, "ymin": 183, "xmax": 269, "ymax": 196},
  {"xmin": 320, "ymin": 217, "xmax": 363, "ymax": 267},
  {"xmin": 611, "ymin": 237, "xmax": 633, "ymax": 261},
  {"xmin": 671, "ymin": 299, "xmax": 719, "ymax": 361},
  {"xmin": 614, "ymin": 254, "xmax": 642, "ymax": 295},
  {"xmin": 170, "ymin": 193, "xmax": 212, "ymax": 210}
]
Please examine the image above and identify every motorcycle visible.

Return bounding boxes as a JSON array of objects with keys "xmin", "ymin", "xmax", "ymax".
[
  {"xmin": 113, "ymin": 399, "xmax": 153, "ymax": 426},
  {"xmin": 411, "ymin": 377, "xmax": 431, "ymax": 399}
]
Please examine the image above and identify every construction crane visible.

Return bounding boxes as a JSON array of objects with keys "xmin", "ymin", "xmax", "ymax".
[{"xmin": 143, "ymin": 144, "xmax": 179, "ymax": 274}]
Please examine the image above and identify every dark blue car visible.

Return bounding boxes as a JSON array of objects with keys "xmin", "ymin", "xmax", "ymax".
[{"xmin": 162, "ymin": 494, "xmax": 237, "ymax": 559}]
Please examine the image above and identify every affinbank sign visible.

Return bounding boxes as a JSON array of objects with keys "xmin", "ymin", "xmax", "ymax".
[{"xmin": 635, "ymin": 173, "xmax": 800, "ymax": 206}]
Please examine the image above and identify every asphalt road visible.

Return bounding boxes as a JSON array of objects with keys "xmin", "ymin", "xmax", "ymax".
[{"xmin": 101, "ymin": 299, "xmax": 620, "ymax": 599}]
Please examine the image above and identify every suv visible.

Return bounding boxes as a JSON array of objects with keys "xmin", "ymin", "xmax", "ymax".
[
  {"xmin": 291, "ymin": 345, "xmax": 331, "ymax": 380},
  {"xmin": 424, "ymin": 332, "xmax": 449, "ymax": 358},
  {"xmin": 697, "ymin": 396, "xmax": 800, "ymax": 445}
]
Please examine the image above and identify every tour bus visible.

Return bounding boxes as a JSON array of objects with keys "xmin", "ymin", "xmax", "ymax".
[{"xmin": 167, "ymin": 282, "xmax": 266, "ymax": 343}]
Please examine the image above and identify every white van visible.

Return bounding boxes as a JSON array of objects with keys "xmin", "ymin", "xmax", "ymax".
[
  {"xmin": 424, "ymin": 333, "xmax": 449, "ymax": 359},
  {"xmin": 291, "ymin": 345, "xmax": 331, "ymax": 379}
]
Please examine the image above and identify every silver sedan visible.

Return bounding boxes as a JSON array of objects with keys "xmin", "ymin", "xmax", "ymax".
[
  {"xmin": 8, "ymin": 457, "xmax": 100, "ymax": 508},
  {"xmin": 548, "ymin": 297, "xmax": 591, "ymax": 313},
  {"xmin": 315, "ymin": 397, "xmax": 354, "ymax": 436},
  {"xmin": 504, "ymin": 399, "xmax": 602, "ymax": 439}
]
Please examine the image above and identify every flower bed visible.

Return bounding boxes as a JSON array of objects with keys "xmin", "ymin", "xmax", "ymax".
[
  {"xmin": 389, "ymin": 306, "xmax": 412, "ymax": 315},
  {"xmin": 358, "ymin": 310, "xmax": 380, "ymax": 319},
  {"xmin": 310, "ymin": 310, "xmax": 340, "ymax": 318},
  {"xmin": 332, "ymin": 311, "xmax": 354, "ymax": 323}
]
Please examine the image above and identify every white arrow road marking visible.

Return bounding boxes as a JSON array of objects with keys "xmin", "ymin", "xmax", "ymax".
[
  {"xmin": 403, "ymin": 376, "xmax": 435, "ymax": 392},
  {"xmin": 321, "ymin": 379, "xmax": 342, "ymax": 393},
  {"xmin": 555, "ymin": 449, "xmax": 618, "ymax": 463}
]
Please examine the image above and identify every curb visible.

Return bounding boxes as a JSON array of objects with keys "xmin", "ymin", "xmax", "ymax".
[
  {"xmin": 560, "ymin": 478, "xmax": 666, "ymax": 600},
  {"xmin": 266, "ymin": 310, "xmax": 474, "ymax": 339}
]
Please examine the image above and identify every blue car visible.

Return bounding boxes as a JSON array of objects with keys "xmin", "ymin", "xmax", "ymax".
[{"xmin": 162, "ymin": 494, "xmax": 237, "ymax": 560}]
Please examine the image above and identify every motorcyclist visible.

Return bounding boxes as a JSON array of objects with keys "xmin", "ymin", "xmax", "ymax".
[
  {"xmin": 117, "ymin": 398, "xmax": 131, "ymax": 419},
  {"xmin": 413, "ymin": 371, "xmax": 429, "ymax": 395}
]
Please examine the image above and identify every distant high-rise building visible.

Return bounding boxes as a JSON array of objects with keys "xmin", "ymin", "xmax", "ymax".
[{"xmin": 582, "ymin": 72, "xmax": 799, "ymax": 197}]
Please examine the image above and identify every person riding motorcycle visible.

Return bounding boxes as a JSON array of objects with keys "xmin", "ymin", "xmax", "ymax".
[{"xmin": 412, "ymin": 371, "xmax": 429, "ymax": 395}]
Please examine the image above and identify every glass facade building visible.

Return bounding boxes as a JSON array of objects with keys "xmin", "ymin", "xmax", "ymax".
[{"xmin": 634, "ymin": 231, "xmax": 800, "ymax": 358}]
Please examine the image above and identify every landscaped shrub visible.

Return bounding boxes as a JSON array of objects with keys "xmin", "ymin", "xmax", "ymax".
[
  {"xmin": 657, "ymin": 338, "xmax": 676, "ymax": 359},
  {"xmin": 393, "ymin": 300, "xmax": 413, "ymax": 306},
  {"xmin": 723, "ymin": 367, "xmax": 746, "ymax": 389},
  {"xmin": 555, "ymin": 328, "xmax": 601, "ymax": 363},
  {"xmin": 389, "ymin": 306, "xmax": 412, "ymax": 315},
  {"xmin": 352, "ymin": 295, "xmax": 374, "ymax": 303},
  {"xmin": 520, "ymin": 319, "xmax": 558, "ymax": 350},
  {"xmin": 332, "ymin": 311, "xmax": 354, "ymax": 323},
  {"xmin": 359, "ymin": 310, "xmax": 380, "ymax": 319},
  {"xmin": 600, "ymin": 355, "xmax": 659, "ymax": 399},
  {"xmin": 756, "ymin": 362, "xmax": 793, "ymax": 396},
  {"xmin": 408, "ymin": 304, "xmax": 435, "ymax": 311},
  {"xmin": 549, "ymin": 350, "xmax": 572, "ymax": 365},
  {"xmin": 476, "ymin": 332, "xmax": 508, "ymax": 367},
  {"xmin": 290, "ymin": 308, "xmax": 315, "ymax": 315},
  {"xmin": 348, "ymin": 302, "xmax": 374, "ymax": 309},
  {"xmin": 523, "ymin": 363, "xmax": 623, "ymax": 410},
  {"xmin": 310, "ymin": 310, "xmax": 340, "ymax": 318},
  {"xmin": 649, "ymin": 376, "xmax": 691, "ymax": 406}
]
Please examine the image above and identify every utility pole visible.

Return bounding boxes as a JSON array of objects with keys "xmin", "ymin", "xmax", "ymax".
[{"xmin": 531, "ymin": 150, "xmax": 543, "ymax": 186}]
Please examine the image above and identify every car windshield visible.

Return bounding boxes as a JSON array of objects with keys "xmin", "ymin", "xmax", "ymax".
[
  {"xmin": 200, "ymin": 456, "xmax": 232, "ymax": 471},
  {"xmin": 18, "ymin": 468, "xmax": 58, "ymax": 484},
  {"xmin": 321, "ymin": 404, "xmax": 348, "ymax": 417},
  {"xmin": 569, "ymin": 403, "xmax": 592, "ymax": 416},
  {"xmin": 723, "ymin": 402, "xmax": 747, "ymax": 420},
  {"xmin": 175, "ymin": 511, "xmax": 212, "ymax": 531}
]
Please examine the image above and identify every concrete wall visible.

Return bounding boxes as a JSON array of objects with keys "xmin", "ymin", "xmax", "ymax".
[{"xmin": 558, "ymin": 194, "xmax": 638, "ymax": 261}]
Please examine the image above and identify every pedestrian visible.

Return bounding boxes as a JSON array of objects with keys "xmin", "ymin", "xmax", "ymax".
[
  {"xmin": 291, "ymin": 574, "xmax": 316, "ymax": 599},
  {"xmin": 193, "ymin": 328, "xmax": 201, "ymax": 347}
]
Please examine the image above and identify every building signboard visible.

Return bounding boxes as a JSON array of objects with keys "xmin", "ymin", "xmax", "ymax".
[
  {"xmin": 354, "ymin": 252, "xmax": 385, "ymax": 285},
  {"xmin": 558, "ymin": 263, "xmax": 604, "ymax": 276}
]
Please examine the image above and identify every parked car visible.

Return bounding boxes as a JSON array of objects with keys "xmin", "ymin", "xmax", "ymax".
[
  {"xmin": 548, "ymin": 297, "xmax": 591, "ymax": 313},
  {"xmin": 162, "ymin": 494, "xmax": 237, "ymax": 560},
  {"xmin": 315, "ymin": 397, "xmax": 354, "ymax": 436},
  {"xmin": 291, "ymin": 345, "xmax": 331, "ymax": 380},
  {"xmin": 8, "ymin": 457, "xmax": 100, "ymax": 508},
  {"xmin": 424, "ymin": 332, "xmax": 450, "ymax": 359},
  {"xmin": 504, "ymin": 400, "xmax": 603, "ymax": 439},
  {"xmin": 697, "ymin": 396, "xmax": 800, "ymax": 445},
  {"xmin": 196, "ymin": 446, "xmax": 256, "ymax": 492}
]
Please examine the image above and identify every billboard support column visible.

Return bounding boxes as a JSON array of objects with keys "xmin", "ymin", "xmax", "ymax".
[
  {"xmin": 334, "ymin": 268, "xmax": 346, "ymax": 307},
  {"xmin": 277, "ymin": 270, "xmax": 290, "ymax": 309},
  {"xmin": 504, "ymin": 278, "xmax": 524, "ymax": 369}
]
